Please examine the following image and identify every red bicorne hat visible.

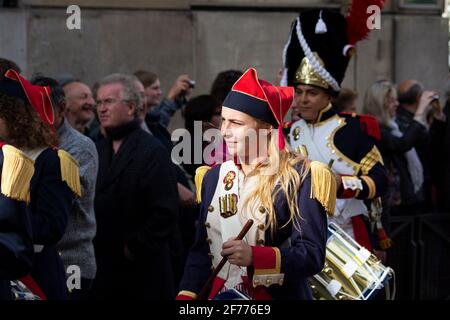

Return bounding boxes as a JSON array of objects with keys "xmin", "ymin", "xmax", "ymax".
[
  {"xmin": 1, "ymin": 69, "xmax": 55, "ymax": 127},
  {"xmin": 222, "ymin": 68, "xmax": 293, "ymax": 150}
]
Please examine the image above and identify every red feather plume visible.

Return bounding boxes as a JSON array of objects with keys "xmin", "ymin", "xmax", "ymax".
[{"xmin": 346, "ymin": 0, "xmax": 386, "ymax": 45}]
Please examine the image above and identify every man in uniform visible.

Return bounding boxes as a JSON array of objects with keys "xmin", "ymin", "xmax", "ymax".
[{"xmin": 282, "ymin": 7, "xmax": 388, "ymax": 251}]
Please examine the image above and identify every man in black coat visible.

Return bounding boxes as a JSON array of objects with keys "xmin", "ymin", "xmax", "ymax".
[
  {"xmin": 91, "ymin": 74, "xmax": 179, "ymax": 300},
  {"xmin": 397, "ymin": 80, "xmax": 447, "ymax": 213}
]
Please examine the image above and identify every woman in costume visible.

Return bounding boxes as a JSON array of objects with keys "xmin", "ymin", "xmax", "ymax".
[
  {"xmin": 176, "ymin": 68, "xmax": 336, "ymax": 300},
  {"xmin": 0, "ymin": 70, "xmax": 78, "ymax": 299}
]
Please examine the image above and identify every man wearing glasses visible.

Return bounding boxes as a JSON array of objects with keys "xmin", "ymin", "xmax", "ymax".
[{"xmin": 91, "ymin": 73, "xmax": 179, "ymax": 300}]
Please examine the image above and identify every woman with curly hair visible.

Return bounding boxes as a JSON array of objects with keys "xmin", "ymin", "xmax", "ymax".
[
  {"xmin": 0, "ymin": 70, "xmax": 76, "ymax": 300},
  {"xmin": 0, "ymin": 94, "xmax": 35, "ymax": 300}
]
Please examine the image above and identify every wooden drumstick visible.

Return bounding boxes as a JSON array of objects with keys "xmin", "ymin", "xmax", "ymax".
[
  {"xmin": 196, "ymin": 219, "xmax": 254, "ymax": 300},
  {"xmin": 328, "ymin": 159, "xmax": 334, "ymax": 169}
]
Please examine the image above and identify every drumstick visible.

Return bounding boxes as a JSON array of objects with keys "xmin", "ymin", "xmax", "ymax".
[
  {"xmin": 328, "ymin": 159, "xmax": 334, "ymax": 169},
  {"xmin": 196, "ymin": 219, "xmax": 254, "ymax": 300}
]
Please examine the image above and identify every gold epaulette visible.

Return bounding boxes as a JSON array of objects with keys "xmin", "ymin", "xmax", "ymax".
[
  {"xmin": 195, "ymin": 166, "xmax": 211, "ymax": 203},
  {"xmin": 57, "ymin": 149, "xmax": 81, "ymax": 197},
  {"xmin": 309, "ymin": 161, "xmax": 336, "ymax": 216},
  {"xmin": 177, "ymin": 290, "xmax": 197, "ymax": 300},
  {"xmin": 360, "ymin": 145, "xmax": 384, "ymax": 175},
  {"xmin": 1, "ymin": 145, "xmax": 35, "ymax": 203}
]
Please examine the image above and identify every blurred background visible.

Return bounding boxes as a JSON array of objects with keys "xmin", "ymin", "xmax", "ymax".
[{"xmin": 0, "ymin": 0, "xmax": 449, "ymax": 131}]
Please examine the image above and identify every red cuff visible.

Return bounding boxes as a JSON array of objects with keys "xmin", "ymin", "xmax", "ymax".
[
  {"xmin": 252, "ymin": 246, "xmax": 281, "ymax": 275},
  {"xmin": 338, "ymin": 187, "xmax": 358, "ymax": 199},
  {"xmin": 337, "ymin": 174, "xmax": 360, "ymax": 199}
]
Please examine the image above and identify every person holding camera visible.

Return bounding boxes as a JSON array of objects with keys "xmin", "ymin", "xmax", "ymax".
[
  {"xmin": 362, "ymin": 80, "xmax": 435, "ymax": 218},
  {"xmin": 396, "ymin": 79, "xmax": 447, "ymax": 213},
  {"xmin": 134, "ymin": 71, "xmax": 194, "ymax": 128}
]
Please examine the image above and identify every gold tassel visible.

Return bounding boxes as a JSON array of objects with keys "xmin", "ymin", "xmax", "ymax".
[
  {"xmin": 58, "ymin": 149, "xmax": 81, "ymax": 197},
  {"xmin": 195, "ymin": 166, "xmax": 211, "ymax": 203},
  {"xmin": 379, "ymin": 239, "xmax": 393, "ymax": 250},
  {"xmin": 309, "ymin": 161, "xmax": 336, "ymax": 216},
  {"xmin": 1, "ymin": 145, "xmax": 35, "ymax": 203}
]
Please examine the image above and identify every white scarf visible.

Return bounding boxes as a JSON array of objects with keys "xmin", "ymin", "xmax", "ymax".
[{"xmin": 389, "ymin": 119, "xmax": 424, "ymax": 193}]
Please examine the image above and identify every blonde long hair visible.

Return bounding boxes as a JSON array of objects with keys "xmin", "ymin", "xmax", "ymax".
[
  {"xmin": 362, "ymin": 80, "xmax": 396, "ymax": 126},
  {"xmin": 242, "ymin": 128, "xmax": 308, "ymax": 234}
]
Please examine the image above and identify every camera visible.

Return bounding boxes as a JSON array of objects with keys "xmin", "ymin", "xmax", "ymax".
[
  {"xmin": 188, "ymin": 80, "xmax": 196, "ymax": 89},
  {"xmin": 431, "ymin": 94, "xmax": 439, "ymax": 102}
]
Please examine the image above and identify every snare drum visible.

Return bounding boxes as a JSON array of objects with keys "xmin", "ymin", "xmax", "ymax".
[{"xmin": 310, "ymin": 223, "xmax": 393, "ymax": 300}]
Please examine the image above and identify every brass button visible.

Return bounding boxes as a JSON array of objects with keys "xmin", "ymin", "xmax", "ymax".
[
  {"xmin": 253, "ymin": 279, "xmax": 260, "ymax": 286},
  {"xmin": 293, "ymin": 128, "xmax": 300, "ymax": 141},
  {"xmin": 256, "ymin": 239, "xmax": 265, "ymax": 245},
  {"xmin": 258, "ymin": 206, "xmax": 266, "ymax": 214},
  {"xmin": 278, "ymin": 278, "xmax": 284, "ymax": 285},
  {"xmin": 324, "ymin": 267, "xmax": 333, "ymax": 276},
  {"xmin": 266, "ymin": 278, "xmax": 272, "ymax": 285},
  {"xmin": 208, "ymin": 205, "xmax": 214, "ymax": 212},
  {"xmin": 205, "ymin": 222, "xmax": 211, "ymax": 228},
  {"xmin": 258, "ymin": 224, "xmax": 265, "ymax": 230}
]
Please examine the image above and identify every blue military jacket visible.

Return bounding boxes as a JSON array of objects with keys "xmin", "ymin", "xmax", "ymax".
[
  {"xmin": 179, "ymin": 161, "xmax": 329, "ymax": 300},
  {"xmin": 0, "ymin": 146, "xmax": 34, "ymax": 300}
]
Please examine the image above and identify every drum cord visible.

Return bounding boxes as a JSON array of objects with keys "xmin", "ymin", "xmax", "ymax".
[
  {"xmin": 390, "ymin": 269, "xmax": 396, "ymax": 300},
  {"xmin": 384, "ymin": 269, "xmax": 396, "ymax": 300},
  {"xmin": 385, "ymin": 282, "xmax": 390, "ymax": 300}
]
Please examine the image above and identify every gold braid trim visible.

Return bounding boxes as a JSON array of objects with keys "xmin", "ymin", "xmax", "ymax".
[
  {"xmin": 309, "ymin": 161, "xmax": 336, "ymax": 216},
  {"xmin": 177, "ymin": 290, "xmax": 197, "ymax": 299},
  {"xmin": 195, "ymin": 166, "xmax": 211, "ymax": 203},
  {"xmin": 360, "ymin": 146, "xmax": 384, "ymax": 175},
  {"xmin": 254, "ymin": 247, "xmax": 282, "ymax": 275},
  {"xmin": 361, "ymin": 175, "xmax": 376, "ymax": 199},
  {"xmin": 1, "ymin": 145, "xmax": 35, "ymax": 203},
  {"xmin": 58, "ymin": 149, "xmax": 81, "ymax": 197}
]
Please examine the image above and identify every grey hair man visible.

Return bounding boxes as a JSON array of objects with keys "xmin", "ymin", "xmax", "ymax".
[{"xmin": 91, "ymin": 73, "xmax": 179, "ymax": 299}]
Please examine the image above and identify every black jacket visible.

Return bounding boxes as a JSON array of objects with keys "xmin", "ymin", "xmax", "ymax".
[
  {"xmin": 29, "ymin": 148, "xmax": 73, "ymax": 300},
  {"xmin": 93, "ymin": 126, "xmax": 179, "ymax": 299},
  {"xmin": 379, "ymin": 120, "xmax": 427, "ymax": 206},
  {"xmin": 145, "ymin": 114, "xmax": 196, "ymax": 284},
  {"xmin": 396, "ymin": 106, "xmax": 447, "ymax": 210},
  {"xmin": 0, "ymin": 148, "xmax": 34, "ymax": 300},
  {"xmin": 430, "ymin": 102, "xmax": 450, "ymax": 212},
  {"xmin": 180, "ymin": 164, "xmax": 328, "ymax": 300}
]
